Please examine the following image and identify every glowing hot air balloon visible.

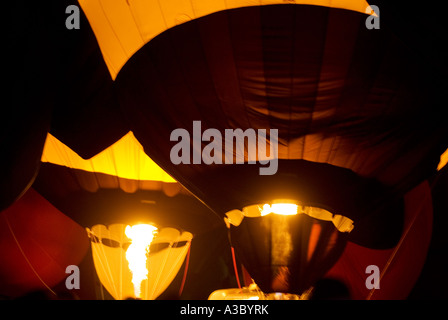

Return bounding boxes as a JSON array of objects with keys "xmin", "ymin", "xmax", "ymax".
[
  {"xmin": 75, "ymin": 0, "xmax": 448, "ymax": 296},
  {"xmin": 87, "ymin": 223, "xmax": 192, "ymax": 300},
  {"xmin": 3, "ymin": 0, "xmax": 447, "ymax": 300},
  {"xmin": 225, "ymin": 201, "xmax": 354, "ymax": 294}
]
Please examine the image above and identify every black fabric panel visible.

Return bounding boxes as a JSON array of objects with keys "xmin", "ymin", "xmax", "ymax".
[
  {"xmin": 115, "ymin": 5, "xmax": 446, "ymax": 248},
  {"xmin": 48, "ymin": 1, "xmax": 129, "ymax": 159},
  {"xmin": 2, "ymin": 0, "xmax": 128, "ymax": 211},
  {"xmin": 2, "ymin": 2, "xmax": 55, "ymax": 211},
  {"xmin": 117, "ymin": 4, "xmax": 448, "ymax": 186}
]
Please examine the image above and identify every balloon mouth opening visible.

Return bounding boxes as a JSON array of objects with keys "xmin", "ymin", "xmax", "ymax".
[{"xmin": 224, "ymin": 199, "xmax": 354, "ymax": 233}]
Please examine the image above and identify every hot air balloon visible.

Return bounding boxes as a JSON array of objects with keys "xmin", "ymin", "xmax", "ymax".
[
  {"xmin": 0, "ymin": 188, "xmax": 89, "ymax": 299},
  {"xmin": 34, "ymin": 131, "xmax": 220, "ymax": 234},
  {"xmin": 208, "ymin": 175, "xmax": 435, "ymax": 300},
  {"xmin": 87, "ymin": 223, "xmax": 192, "ymax": 300},
  {"xmin": 73, "ymin": 0, "xmax": 448, "ymax": 296},
  {"xmin": 31, "ymin": 130, "xmax": 221, "ymax": 299},
  {"xmin": 3, "ymin": 0, "xmax": 447, "ymax": 299},
  {"xmin": 225, "ymin": 202, "xmax": 353, "ymax": 295}
]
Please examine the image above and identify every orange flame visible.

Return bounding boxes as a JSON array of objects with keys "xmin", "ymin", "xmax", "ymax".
[
  {"xmin": 125, "ymin": 224, "xmax": 158, "ymax": 298},
  {"xmin": 261, "ymin": 203, "xmax": 298, "ymax": 216}
]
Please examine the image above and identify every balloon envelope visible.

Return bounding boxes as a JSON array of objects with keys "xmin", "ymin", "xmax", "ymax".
[
  {"xmin": 0, "ymin": 188, "xmax": 89, "ymax": 298},
  {"xmin": 230, "ymin": 213, "xmax": 348, "ymax": 294},
  {"xmin": 114, "ymin": 4, "xmax": 447, "ymax": 249}
]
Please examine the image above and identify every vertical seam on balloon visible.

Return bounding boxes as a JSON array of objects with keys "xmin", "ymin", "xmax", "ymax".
[
  {"xmin": 355, "ymin": 41, "xmax": 420, "ymax": 180},
  {"xmin": 225, "ymin": 8, "xmax": 256, "ymax": 130},
  {"xmin": 2, "ymin": 212, "xmax": 57, "ymax": 296},
  {"xmin": 164, "ymin": 17, "xmax": 207, "ymax": 127},
  {"xmin": 91, "ymin": 243, "xmax": 116, "ymax": 298},
  {"xmin": 178, "ymin": 242, "xmax": 191, "ymax": 297},
  {"xmin": 126, "ymin": 1, "xmax": 145, "ymax": 43},
  {"xmin": 95, "ymin": 231, "xmax": 116, "ymax": 298},
  {"xmin": 97, "ymin": 0, "xmax": 127, "ymax": 75},
  {"xmin": 160, "ymin": 242, "xmax": 190, "ymax": 298},
  {"xmin": 107, "ymin": 142, "xmax": 121, "ymax": 191},
  {"xmin": 231, "ymin": 246, "xmax": 242, "ymax": 289},
  {"xmin": 148, "ymin": 242, "xmax": 171, "ymax": 299},
  {"xmin": 189, "ymin": 0, "xmax": 197, "ymax": 20},
  {"xmin": 96, "ymin": 228, "xmax": 120, "ymax": 299},
  {"xmin": 258, "ymin": 6, "xmax": 274, "ymax": 145},
  {"xmin": 286, "ymin": 7, "xmax": 296, "ymax": 159},
  {"xmin": 344, "ymin": 33, "xmax": 389, "ymax": 173},
  {"xmin": 315, "ymin": 8, "xmax": 340, "ymax": 165},
  {"xmin": 314, "ymin": 7, "xmax": 336, "ymax": 163},
  {"xmin": 119, "ymin": 225, "xmax": 124, "ymax": 300},
  {"xmin": 195, "ymin": 11, "xmax": 235, "ymax": 133},
  {"xmin": 156, "ymin": 0, "xmax": 169, "ymax": 30},
  {"xmin": 300, "ymin": 7, "xmax": 329, "ymax": 161},
  {"xmin": 325, "ymin": 13, "xmax": 362, "ymax": 165},
  {"xmin": 366, "ymin": 185, "xmax": 430, "ymax": 300}
]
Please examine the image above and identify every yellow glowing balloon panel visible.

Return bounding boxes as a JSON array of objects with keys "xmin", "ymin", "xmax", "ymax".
[
  {"xmin": 438, "ymin": 148, "xmax": 448, "ymax": 171},
  {"xmin": 41, "ymin": 131, "xmax": 176, "ymax": 183},
  {"xmin": 78, "ymin": 0, "xmax": 373, "ymax": 79}
]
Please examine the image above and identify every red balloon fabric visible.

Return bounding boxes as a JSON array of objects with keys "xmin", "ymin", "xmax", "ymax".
[
  {"xmin": 325, "ymin": 180, "xmax": 433, "ymax": 299},
  {"xmin": 0, "ymin": 188, "xmax": 89, "ymax": 298}
]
